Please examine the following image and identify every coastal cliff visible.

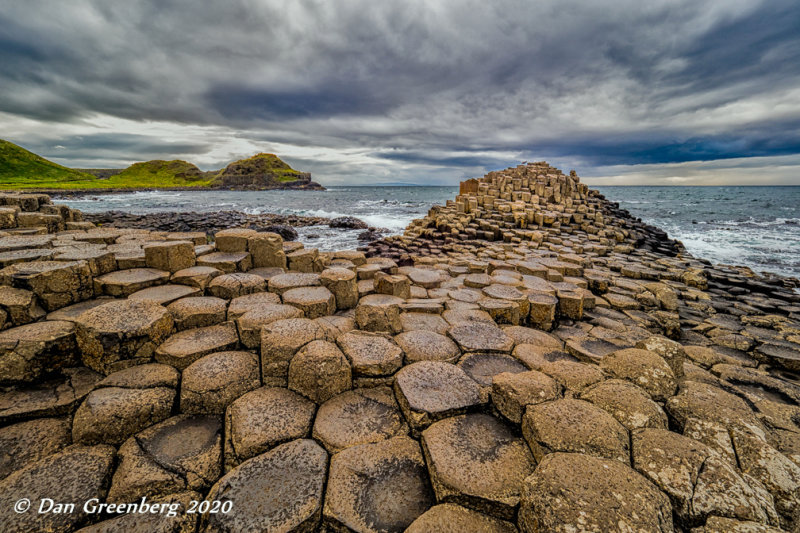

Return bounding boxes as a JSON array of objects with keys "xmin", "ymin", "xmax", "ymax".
[
  {"xmin": 0, "ymin": 139, "xmax": 324, "ymax": 191},
  {"xmin": 0, "ymin": 163, "xmax": 798, "ymax": 532}
]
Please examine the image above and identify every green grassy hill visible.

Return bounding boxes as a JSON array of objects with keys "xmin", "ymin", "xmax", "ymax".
[
  {"xmin": 0, "ymin": 139, "xmax": 97, "ymax": 188},
  {"xmin": 0, "ymin": 139, "xmax": 311, "ymax": 190}
]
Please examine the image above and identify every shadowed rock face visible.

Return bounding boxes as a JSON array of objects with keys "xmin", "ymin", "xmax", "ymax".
[{"xmin": 0, "ymin": 164, "xmax": 799, "ymax": 531}]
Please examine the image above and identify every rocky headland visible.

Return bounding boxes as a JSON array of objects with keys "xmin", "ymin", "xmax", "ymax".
[{"xmin": 0, "ymin": 162, "xmax": 799, "ymax": 532}]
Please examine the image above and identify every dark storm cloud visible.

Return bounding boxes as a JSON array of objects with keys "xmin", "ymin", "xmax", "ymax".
[{"xmin": 1, "ymin": 0, "xmax": 799, "ymax": 182}]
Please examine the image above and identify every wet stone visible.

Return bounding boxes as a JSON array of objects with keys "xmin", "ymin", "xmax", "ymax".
[
  {"xmin": 167, "ymin": 296, "xmax": 227, "ymax": 330},
  {"xmin": 448, "ymin": 323, "xmax": 514, "ymax": 354},
  {"xmin": 226, "ymin": 291, "xmax": 281, "ymax": 320},
  {"xmin": 518, "ymin": 452, "xmax": 673, "ymax": 533},
  {"xmin": 0, "ymin": 444, "xmax": 115, "ymax": 533},
  {"xmin": 422, "ymin": 413, "xmax": 536, "ymax": 519},
  {"xmin": 72, "ymin": 385, "xmax": 175, "ymax": 445},
  {"xmin": 76, "ymin": 299, "xmax": 174, "ymax": 375},
  {"xmin": 207, "ymin": 272, "xmax": 266, "ymax": 299},
  {"xmin": 180, "ymin": 350, "xmax": 260, "ymax": 414},
  {"xmin": 283, "ymin": 285, "xmax": 336, "ymax": 319},
  {"xmin": 492, "ymin": 370, "xmax": 561, "ymax": 423},
  {"xmin": 0, "ymin": 417, "xmax": 71, "ymax": 479},
  {"xmin": 323, "ymin": 436, "xmax": 434, "ymax": 533},
  {"xmin": 154, "ymin": 323, "xmax": 239, "ymax": 371},
  {"xmin": 224, "ymin": 387, "xmax": 316, "ymax": 469},
  {"xmin": 337, "ymin": 330, "xmax": 403, "ymax": 376},
  {"xmin": 203, "ymin": 439, "xmax": 327, "ymax": 532},
  {"xmin": 0, "ymin": 320, "xmax": 78, "ymax": 384},
  {"xmin": 93, "ymin": 268, "xmax": 170, "ymax": 298},
  {"xmin": 395, "ymin": 330, "xmax": 461, "ymax": 364},
  {"xmin": 288, "ymin": 340, "xmax": 352, "ymax": 404},
  {"xmin": 581, "ymin": 378, "xmax": 668, "ymax": 430},
  {"xmin": 170, "ymin": 265, "xmax": 222, "ymax": 290},
  {"xmin": 108, "ymin": 415, "xmax": 222, "ymax": 502},
  {"xmin": 522, "ymin": 398, "xmax": 630, "ymax": 463},
  {"xmin": 312, "ymin": 387, "xmax": 408, "ymax": 454},
  {"xmin": 394, "ymin": 361, "xmax": 482, "ymax": 432}
]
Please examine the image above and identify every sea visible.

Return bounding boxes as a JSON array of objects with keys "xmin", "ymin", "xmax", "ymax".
[{"xmin": 55, "ymin": 185, "xmax": 800, "ymax": 280}]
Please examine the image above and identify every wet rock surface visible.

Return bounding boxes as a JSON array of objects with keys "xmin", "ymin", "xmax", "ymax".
[{"xmin": 1, "ymin": 165, "xmax": 799, "ymax": 531}]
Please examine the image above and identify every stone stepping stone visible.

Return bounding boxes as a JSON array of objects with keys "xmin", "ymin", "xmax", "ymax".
[
  {"xmin": 492, "ymin": 370, "xmax": 561, "ymax": 423},
  {"xmin": 395, "ymin": 330, "xmax": 461, "ymax": 364},
  {"xmin": 319, "ymin": 267, "xmax": 359, "ymax": 310},
  {"xmin": 0, "ymin": 248, "xmax": 56, "ymax": 267},
  {"xmin": 442, "ymin": 308, "xmax": 495, "ymax": 327},
  {"xmin": 128, "ymin": 284, "xmax": 200, "ymax": 306},
  {"xmin": 227, "ymin": 291, "xmax": 281, "ymax": 320},
  {"xmin": 323, "ymin": 436, "xmax": 434, "ymax": 532},
  {"xmin": 224, "ymin": 386, "xmax": 316, "ymax": 469},
  {"xmin": 0, "ymin": 320, "xmax": 77, "ymax": 384},
  {"xmin": 170, "ymin": 265, "xmax": 222, "ymax": 290},
  {"xmin": 288, "ymin": 340, "xmax": 352, "ymax": 404},
  {"xmin": 283, "ymin": 286, "xmax": 335, "ymax": 318},
  {"xmin": 215, "ymin": 228, "xmax": 257, "ymax": 252},
  {"xmin": 600, "ymin": 348, "xmax": 676, "ymax": 402},
  {"xmin": 180, "ymin": 350, "xmax": 260, "ymax": 414},
  {"xmin": 483, "ymin": 284, "xmax": 529, "ymax": 314},
  {"xmin": 312, "ymin": 387, "xmax": 408, "ymax": 453},
  {"xmin": 45, "ymin": 298, "xmax": 110, "ymax": 323},
  {"xmin": 108, "ymin": 415, "xmax": 222, "ymax": 502},
  {"xmin": 94, "ymin": 268, "xmax": 170, "ymax": 298},
  {"xmin": 565, "ymin": 337, "xmax": 629, "ymax": 364},
  {"xmin": 755, "ymin": 342, "xmax": 800, "ymax": 372},
  {"xmin": 421, "ymin": 413, "xmax": 536, "ymax": 519},
  {"xmin": 96, "ymin": 362, "xmax": 179, "ymax": 390},
  {"xmin": 0, "ymin": 260, "xmax": 93, "ymax": 311},
  {"xmin": 336, "ymin": 331, "xmax": 403, "ymax": 377},
  {"xmin": 537, "ymin": 360, "xmax": 605, "ymax": 393},
  {"xmin": 581, "ymin": 379, "xmax": 667, "ymax": 430},
  {"xmin": 522, "ymin": 398, "xmax": 630, "ymax": 464},
  {"xmin": 54, "ymin": 249, "xmax": 116, "ymax": 276},
  {"xmin": 204, "ymin": 439, "xmax": 327, "ymax": 532},
  {"xmin": 666, "ymin": 381, "xmax": 768, "ymax": 436},
  {"xmin": 196, "ymin": 251, "xmax": 251, "ymax": 273},
  {"xmin": 407, "ymin": 268, "xmax": 443, "ymax": 288},
  {"xmin": 268, "ymin": 272, "xmax": 321, "ymax": 295},
  {"xmin": 0, "ymin": 418, "xmax": 70, "ymax": 479},
  {"xmin": 394, "ymin": 361, "xmax": 482, "ymax": 432},
  {"xmin": 464, "ymin": 273, "xmax": 492, "ymax": 288},
  {"xmin": 458, "ymin": 353, "xmax": 527, "ymax": 402},
  {"xmin": 0, "ymin": 445, "xmax": 115, "ymax": 533},
  {"xmin": 479, "ymin": 298, "xmax": 520, "ymax": 325},
  {"xmin": 374, "ymin": 273, "xmax": 411, "ymax": 299},
  {"xmin": 0, "ymin": 367, "xmax": 101, "ymax": 425},
  {"xmin": 154, "ymin": 323, "xmax": 238, "ymax": 370},
  {"xmin": 166, "ymin": 296, "xmax": 227, "ymax": 330},
  {"xmin": 448, "ymin": 288, "xmax": 484, "ymax": 304},
  {"xmin": 72, "ymin": 385, "xmax": 175, "ymax": 445},
  {"xmin": 0, "ymin": 234, "xmax": 55, "ymax": 251},
  {"xmin": 406, "ymin": 503, "xmax": 516, "ymax": 533},
  {"xmin": 527, "ymin": 292, "xmax": 557, "ymax": 329},
  {"xmin": 518, "ymin": 452, "xmax": 673, "ymax": 533},
  {"xmin": 632, "ymin": 428, "xmax": 779, "ymax": 527},
  {"xmin": 399, "ymin": 312, "xmax": 449, "ymax": 334},
  {"xmin": 76, "ymin": 299, "xmax": 174, "ymax": 375},
  {"xmin": 143, "ymin": 240, "xmax": 195, "ymax": 273},
  {"xmin": 207, "ymin": 272, "xmax": 266, "ymax": 299},
  {"xmin": 261, "ymin": 318, "xmax": 331, "ymax": 386},
  {"xmin": 448, "ymin": 323, "xmax": 514, "ymax": 354},
  {"xmin": 0, "ymin": 286, "xmax": 45, "ymax": 326},
  {"xmin": 355, "ymin": 294, "xmax": 403, "ymax": 333},
  {"xmin": 401, "ymin": 298, "xmax": 445, "ymax": 314},
  {"xmin": 503, "ymin": 326, "xmax": 563, "ymax": 351},
  {"xmin": 237, "ymin": 304, "xmax": 303, "ymax": 348}
]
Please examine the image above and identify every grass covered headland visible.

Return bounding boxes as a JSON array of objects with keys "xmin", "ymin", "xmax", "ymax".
[{"xmin": 0, "ymin": 139, "xmax": 322, "ymax": 190}]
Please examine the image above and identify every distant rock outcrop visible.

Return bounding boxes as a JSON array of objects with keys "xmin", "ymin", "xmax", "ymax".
[{"xmin": 213, "ymin": 153, "xmax": 325, "ymax": 190}]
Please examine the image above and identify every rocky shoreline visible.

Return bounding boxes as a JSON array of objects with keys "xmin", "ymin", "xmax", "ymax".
[{"xmin": 0, "ymin": 163, "xmax": 799, "ymax": 532}]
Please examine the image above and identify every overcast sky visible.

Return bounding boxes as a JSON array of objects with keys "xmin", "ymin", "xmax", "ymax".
[{"xmin": 2, "ymin": 0, "xmax": 799, "ymax": 185}]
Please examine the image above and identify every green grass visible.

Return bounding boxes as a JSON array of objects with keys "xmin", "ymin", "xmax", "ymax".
[
  {"xmin": 0, "ymin": 140, "xmax": 304, "ymax": 190},
  {"xmin": 0, "ymin": 139, "xmax": 98, "ymax": 188}
]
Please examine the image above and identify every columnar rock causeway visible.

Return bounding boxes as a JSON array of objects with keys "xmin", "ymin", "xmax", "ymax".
[{"xmin": 0, "ymin": 162, "xmax": 799, "ymax": 532}]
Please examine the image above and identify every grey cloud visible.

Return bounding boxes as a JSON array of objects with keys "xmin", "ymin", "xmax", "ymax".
[{"xmin": 1, "ymin": 0, "xmax": 799, "ymax": 183}]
